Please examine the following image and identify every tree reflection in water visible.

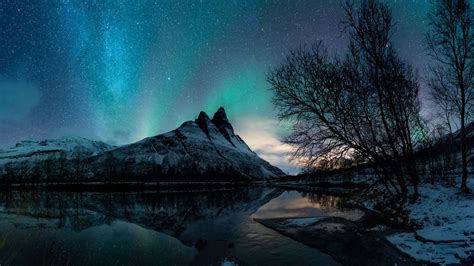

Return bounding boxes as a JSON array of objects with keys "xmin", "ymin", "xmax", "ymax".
[{"xmin": 302, "ymin": 192, "xmax": 345, "ymax": 210}]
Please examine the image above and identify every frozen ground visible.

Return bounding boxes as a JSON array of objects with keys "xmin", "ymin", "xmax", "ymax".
[
  {"xmin": 285, "ymin": 217, "xmax": 322, "ymax": 227},
  {"xmin": 387, "ymin": 179, "xmax": 474, "ymax": 264}
]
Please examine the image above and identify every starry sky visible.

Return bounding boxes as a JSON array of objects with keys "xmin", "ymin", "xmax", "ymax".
[{"xmin": 0, "ymin": 0, "xmax": 432, "ymax": 173}]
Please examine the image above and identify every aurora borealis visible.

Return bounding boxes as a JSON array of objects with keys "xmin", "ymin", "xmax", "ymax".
[{"xmin": 1, "ymin": 0, "xmax": 432, "ymax": 172}]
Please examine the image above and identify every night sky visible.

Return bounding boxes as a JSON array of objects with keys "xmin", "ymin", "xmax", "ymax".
[{"xmin": 0, "ymin": 0, "xmax": 432, "ymax": 173}]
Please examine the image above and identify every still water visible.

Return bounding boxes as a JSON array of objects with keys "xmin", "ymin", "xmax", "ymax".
[{"xmin": 0, "ymin": 187, "xmax": 362, "ymax": 265}]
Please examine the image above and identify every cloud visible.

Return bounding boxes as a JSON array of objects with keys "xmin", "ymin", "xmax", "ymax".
[
  {"xmin": 234, "ymin": 116, "xmax": 301, "ymax": 175},
  {"xmin": 0, "ymin": 78, "xmax": 41, "ymax": 121}
]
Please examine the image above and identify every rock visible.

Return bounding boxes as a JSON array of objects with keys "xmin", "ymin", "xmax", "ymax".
[{"xmin": 211, "ymin": 107, "xmax": 234, "ymax": 143}]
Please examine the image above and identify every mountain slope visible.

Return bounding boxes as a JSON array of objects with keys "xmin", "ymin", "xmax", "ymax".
[
  {"xmin": 88, "ymin": 107, "xmax": 285, "ymax": 181},
  {"xmin": 0, "ymin": 136, "xmax": 114, "ymax": 165}
]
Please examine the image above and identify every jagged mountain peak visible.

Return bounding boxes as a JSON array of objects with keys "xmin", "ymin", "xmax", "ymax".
[
  {"xmin": 195, "ymin": 111, "xmax": 218, "ymax": 137},
  {"xmin": 196, "ymin": 111, "xmax": 211, "ymax": 120},
  {"xmin": 210, "ymin": 107, "xmax": 246, "ymax": 149},
  {"xmin": 191, "ymin": 108, "xmax": 245, "ymax": 150},
  {"xmin": 212, "ymin": 106, "xmax": 234, "ymax": 131},
  {"xmin": 212, "ymin": 106, "xmax": 229, "ymax": 122},
  {"xmin": 195, "ymin": 111, "xmax": 212, "ymax": 127}
]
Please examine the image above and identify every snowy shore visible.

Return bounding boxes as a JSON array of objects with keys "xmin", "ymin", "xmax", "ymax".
[
  {"xmin": 385, "ymin": 180, "xmax": 474, "ymax": 264},
  {"xmin": 264, "ymin": 177, "xmax": 474, "ymax": 264}
]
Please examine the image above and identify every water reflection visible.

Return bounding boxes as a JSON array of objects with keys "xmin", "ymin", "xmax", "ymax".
[
  {"xmin": 0, "ymin": 220, "xmax": 196, "ymax": 265},
  {"xmin": 0, "ymin": 188, "xmax": 347, "ymax": 265},
  {"xmin": 252, "ymin": 191, "xmax": 364, "ymax": 221},
  {"xmin": 0, "ymin": 188, "xmax": 268, "ymax": 235}
]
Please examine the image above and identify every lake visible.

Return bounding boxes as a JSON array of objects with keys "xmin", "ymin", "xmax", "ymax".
[{"xmin": 0, "ymin": 187, "xmax": 364, "ymax": 265}]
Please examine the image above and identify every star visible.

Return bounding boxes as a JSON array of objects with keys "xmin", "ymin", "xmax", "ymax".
[{"xmin": 0, "ymin": 0, "xmax": 434, "ymax": 173}]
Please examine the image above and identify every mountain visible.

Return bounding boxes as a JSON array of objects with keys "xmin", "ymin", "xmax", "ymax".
[
  {"xmin": 88, "ymin": 107, "xmax": 285, "ymax": 181},
  {"xmin": 0, "ymin": 136, "xmax": 114, "ymax": 166},
  {"xmin": 0, "ymin": 108, "xmax": 285, "ymax": 183}
]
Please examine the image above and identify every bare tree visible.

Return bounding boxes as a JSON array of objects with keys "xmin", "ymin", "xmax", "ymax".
[
  {"xmin": 429, "ymin": 67, "xmax": 459, "ymax": 134},
  {"xmin": 268, "ymin": 0, "xmax": 424, "ymax": 200},
  {"xmin": 426, "ymin": 0, "xmax": 474, "ymax": 193}
]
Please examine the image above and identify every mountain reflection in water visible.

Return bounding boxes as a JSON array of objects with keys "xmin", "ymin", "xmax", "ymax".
[{"xmin": 0, "ymin": 187, "xmax": 349, "ymax": 265}]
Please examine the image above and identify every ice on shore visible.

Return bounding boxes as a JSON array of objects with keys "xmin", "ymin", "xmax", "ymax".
[{"xmin": 387, "ymin": 179, "xmax": 474, "ymax": 264}]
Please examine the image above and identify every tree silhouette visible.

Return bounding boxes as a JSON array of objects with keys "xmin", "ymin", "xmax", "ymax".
[
  {"xmin": 426, "ymin": 0, "xmax": 473, "ymax": 193},
  {"xmin": 268, "ymin": 0, "xmax": 424, "ymax": 200}
]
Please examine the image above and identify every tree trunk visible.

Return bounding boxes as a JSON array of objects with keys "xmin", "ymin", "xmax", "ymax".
[
  {"xmin": 409, "ymin": 171, "xmax": 419, "ymax": 201},
  {"xmin": 404, "ymin": 152, "xmax": 420, "ymax": 200},
  {"xmin": 460, "ymin": 98, "xmax": 469, "ymax": 193},
  {"xmin": 394, "ymin": 166, "xmax": 408, "ymax": 199}
]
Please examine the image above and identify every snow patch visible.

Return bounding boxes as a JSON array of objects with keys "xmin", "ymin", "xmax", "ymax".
[{"xmin": 387, "ymin": 179, "xmax": 474, "ymax": 264}]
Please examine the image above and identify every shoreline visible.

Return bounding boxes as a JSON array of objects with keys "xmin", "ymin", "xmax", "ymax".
[
  {"xmin": 254, "ymin": 214, "xmax": 419, "ymax": 265},
  {"xmin": 0, "ymin": 181, "xmax": 255, "ymax": 192},
  {"xmin": 0, "ymin": 179, "xmax": 366, "ymax": 192}
]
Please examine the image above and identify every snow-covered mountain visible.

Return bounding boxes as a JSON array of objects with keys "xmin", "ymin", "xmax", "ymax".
[
  {"xmin": 88, "ymin": 107, "xmax": 285, "ymax": 181},
  {"xmin": 0, "ymin": 136, "xmax": 115, "ymax": 166},
  {"xmin": 0, "ymin": 108, "xmax": 285, "ymax": 182}
]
